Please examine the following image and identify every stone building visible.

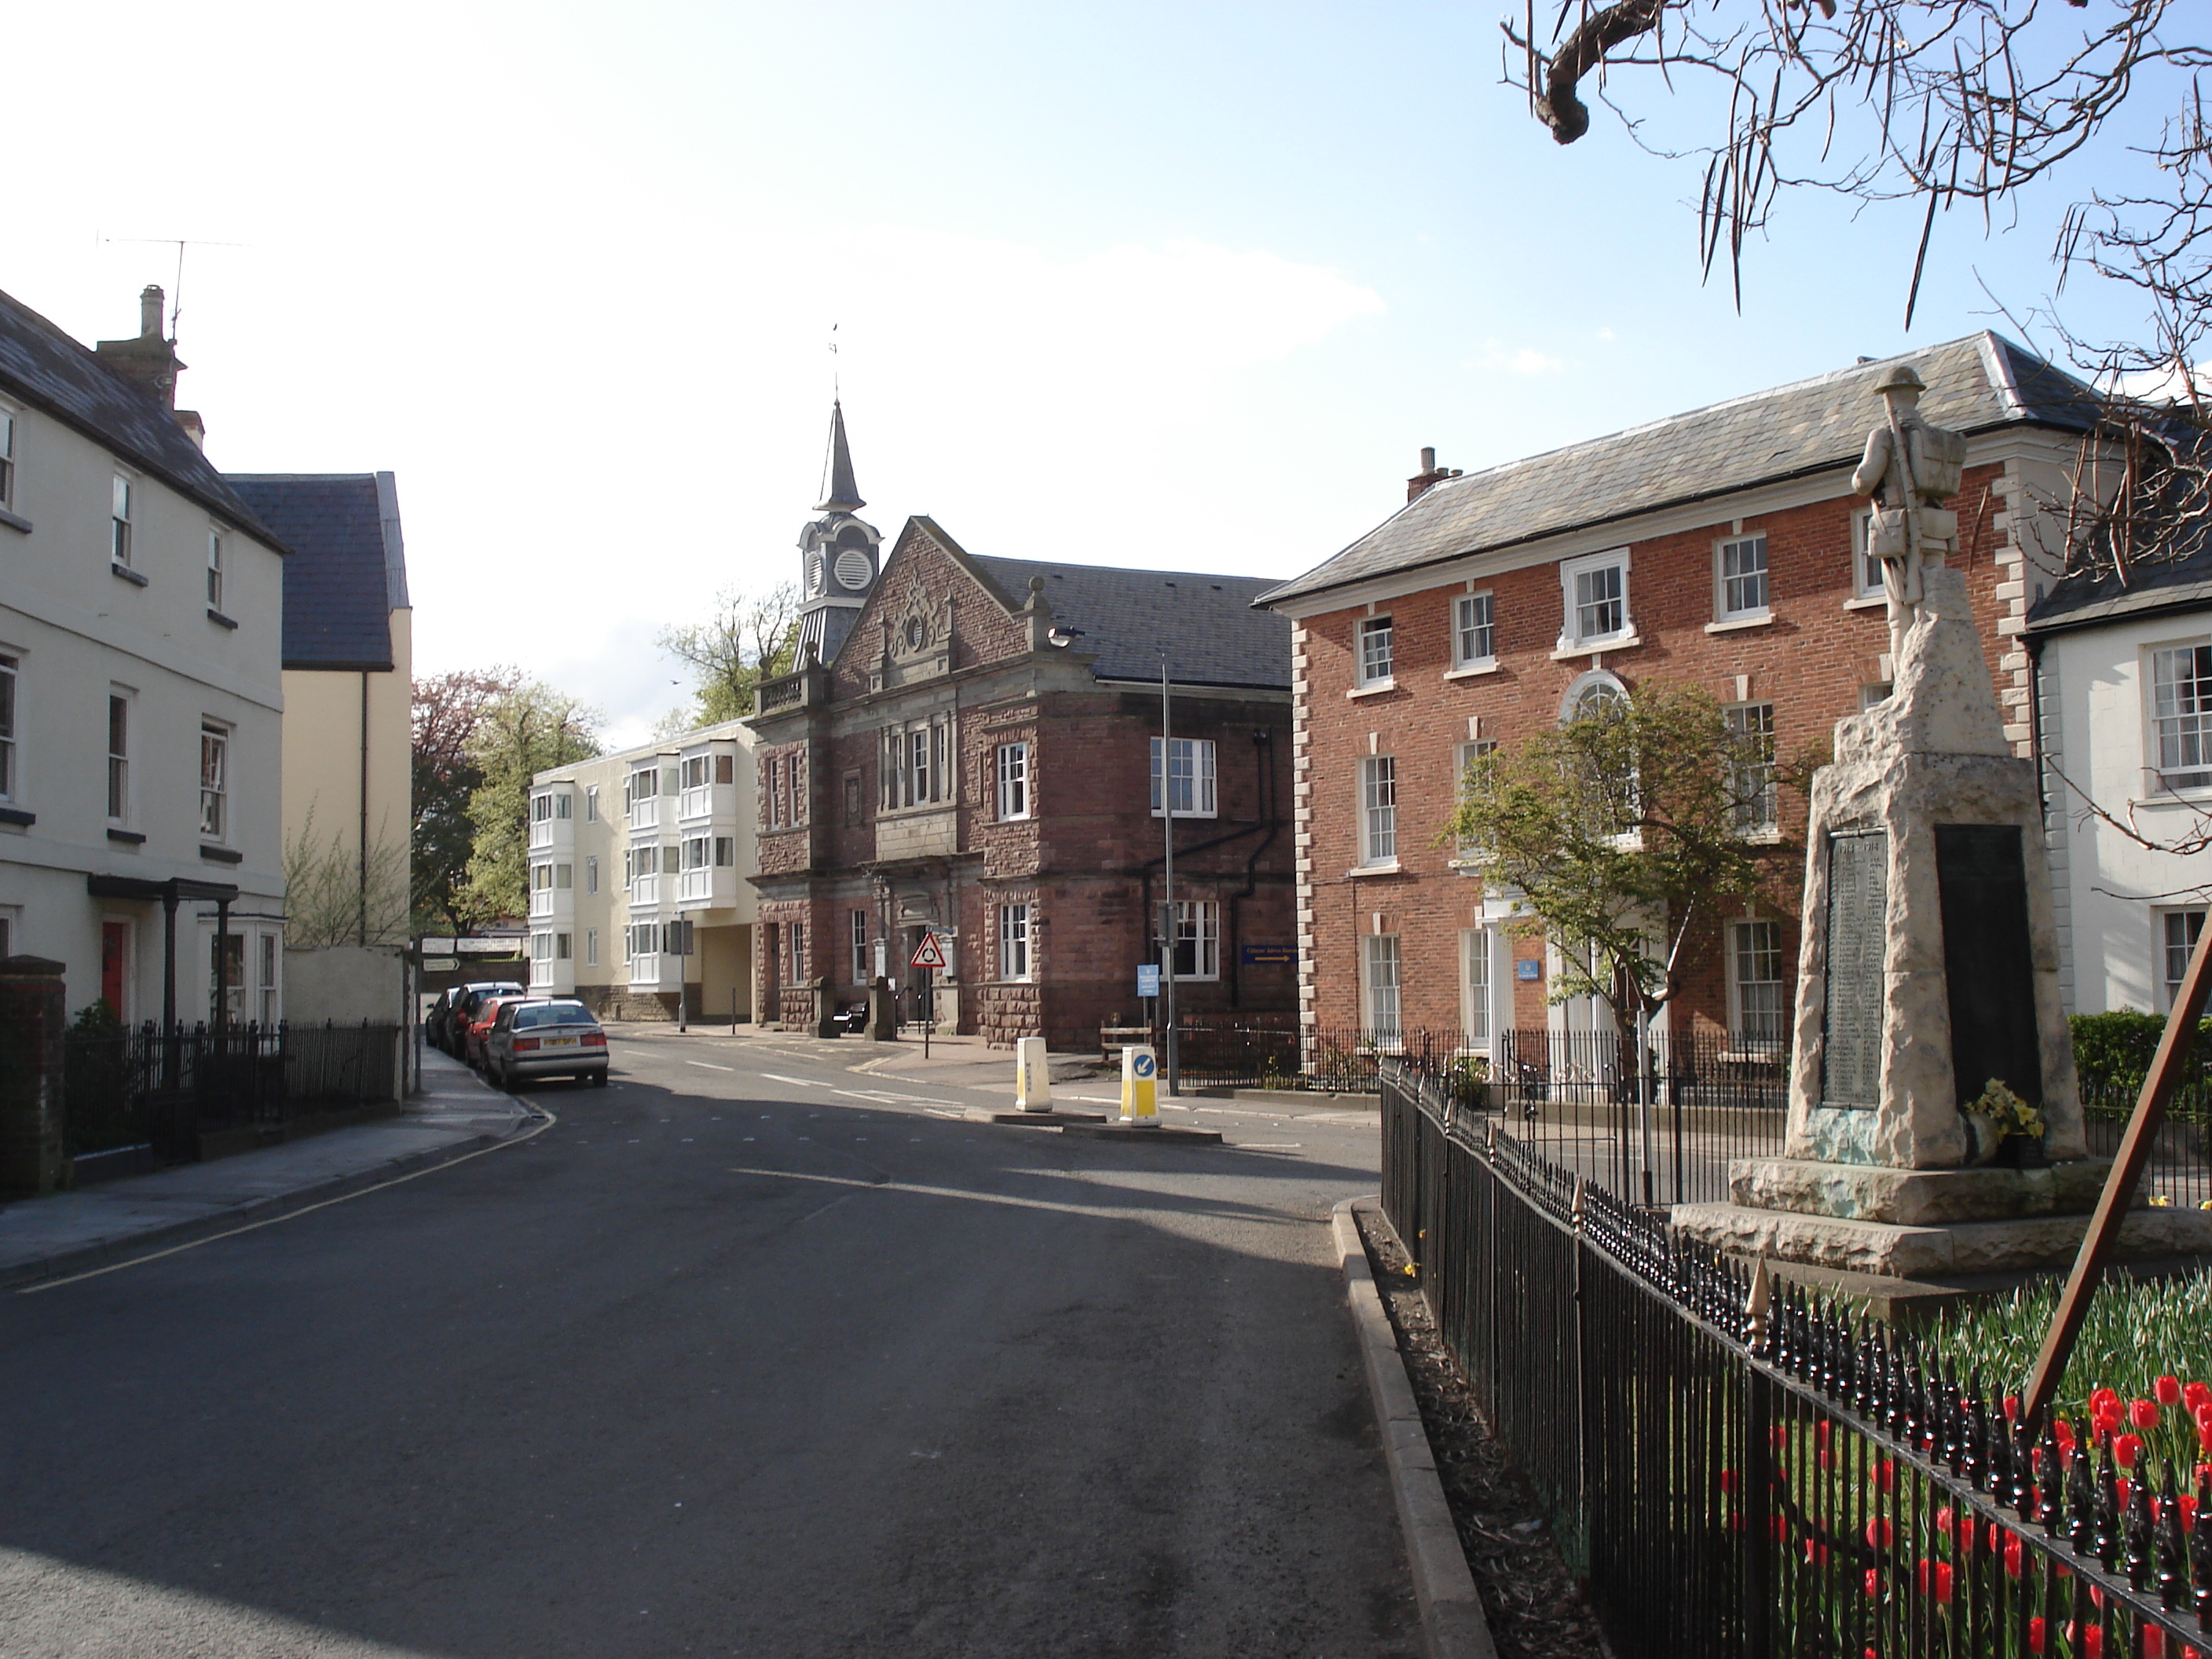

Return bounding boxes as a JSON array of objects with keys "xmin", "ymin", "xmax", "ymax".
[
  {"xmin": 1258, "ymin": 335, "xmax": 2101, "ymax": 1055},
  {"xmin": 748, "ymin": 411, "xmax": 1296, "ymax": 1049}
]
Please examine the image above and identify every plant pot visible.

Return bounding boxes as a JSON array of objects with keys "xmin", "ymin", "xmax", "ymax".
[{"xmin": 1994, "ymin": 1133, "xmax": 2049, "ymax": 1170}]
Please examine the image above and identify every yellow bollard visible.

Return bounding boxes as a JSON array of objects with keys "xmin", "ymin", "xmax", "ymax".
[
  {"xmin": 1015, "ymin": 1035, "xmax": 1051, "ymax": 1113},
  {"xmin": 1119, "ymin": 1045, "xmax": 1159, "ymax": 1126}
]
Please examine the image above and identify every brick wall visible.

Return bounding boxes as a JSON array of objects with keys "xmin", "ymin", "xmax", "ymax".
[{"xmin": 1291, "ymin": 465, "xmax": 2020, "ymax": 1042}]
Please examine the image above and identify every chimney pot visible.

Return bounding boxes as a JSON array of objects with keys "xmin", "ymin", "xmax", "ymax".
[
  {"xmin": 1419, "ymin": 446, "xmax": 1436, "ymax": 474},
  {"xmin": 140, "ymin": 285, "xmax": 165, "ymax": 339}
]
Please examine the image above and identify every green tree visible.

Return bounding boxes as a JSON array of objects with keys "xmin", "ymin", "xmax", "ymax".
[
  {"xmin": 285, "ymin": 804, "xmax": 411, "ymax": 949},
  {"xmin": 411, "ymin": 667, "xmax": 519, "ymax": 936},
  {"xmin": 1442, "ymin": 681, "xmax": 1813, "ymax": 1026},
  {"xmin": 659, "ymin": 581, "xmax": 802, "ymax": 723},
  {"xmin": 461, "ymin": 681, "xmax": 602, "ymax": 921}
]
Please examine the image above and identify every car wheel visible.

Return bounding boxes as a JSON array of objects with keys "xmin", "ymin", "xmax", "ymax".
[{"xmin": 588, "ymin": 1070, "xmax": 609, "ymax": 1088}]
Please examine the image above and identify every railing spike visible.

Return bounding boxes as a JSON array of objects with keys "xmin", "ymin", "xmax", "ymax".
[{"xmin": 2157, "ymin": 1460, "xmax": 2185, "ymax": 1610}]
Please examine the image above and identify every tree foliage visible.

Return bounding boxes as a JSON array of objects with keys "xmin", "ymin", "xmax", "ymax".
[
  {"xmin": 1443, "ymin": 681, "xmax": 1812, "ymax": 1021},
  {"xmin": 284, "ymin": 804, "xmax": 412, "ymax": 950},
  {"xmin": 461, "ymin": 682, "xmax": 602, "ymax": 923},
  {"xmin": 659, "ymin": 581, "xmax": 802, "ymax": 724},
  {"xmin": 411, "ymin": 668, "xmax": 518, "ymax": 936}
]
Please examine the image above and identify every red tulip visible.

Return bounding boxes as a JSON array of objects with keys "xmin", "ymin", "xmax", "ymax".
[
  {"xmin": 1936, "ymin": 1504, "xmax": 1954, "ymax": 1538},
  {"xmin": 1863, "ymin": 1567, "xmax": 1882, "ymax": 1599},
  {"xmin": 2004, "ymin": 1393, "xmax": 2022, "ymax": 1423},
  {"xmin": 2085, "ymin": 1624, "xmax": 2105, "ymax": 1659},
  {"xmin": 2132, "ymin": 1397, "xmax": 2163, "ymax": 1430},
  {"xmin": 1803, "ymin": 1539, "xmax": 1830, "ymax": 1566},
  {"xmin": 1719, "ymin": 1469, "xmax": 1739, "ymax": 1494},
  {"xmin": 2028, "ymin": 1615, "xmax": 2047, "ymax": 1654},
  {"xmin": 1865, "ymin": 1517, "xmax": 1895, "ymax": 1548},
  {"xmin": 1917, "ymin": 1558, "xmax": 1955, "ymax": 1602},
  {"xmin": 1816, "ymin": 1419, "xmax": 1833, "ymax": 1447},
  {"xmin": 2119, "ymin": 1478, "xmax": 2134, "ymax": 1511},
  {"xmin": 2183, "ymin": 1381, "xmax": 2211, "ymax": 1415},
  {"xmin": 2181, "ymin": 1494, "xmax": 2200, "ymax": 1529},
  {"xmin": 2158, "ymin": 1375, "xmax": 2185, "ymax": 1407},
  {"xmin": 1817, "ymin": 1448, "xmax": 1833, "ymax": 1471},
  {"xmin": 2095, "ymin": 1401, "xmax": 2124, "ymax": 1437},
  {"xmin": 2117, "ymin": 1434, "xmax": 2145, "ymax": 1470},
  {"xmin": 2056, "ymin": 1419, "xmax": 2078, "ymax": 1452},
  {"xmin": 1876, "ymin": 1459, "xmax": 1897, "ymax": 1492},
  {"xmin": 1771, "ymin": 1423, "xmax": 1789, "ymax": 1448},
  {"xmin": 2146, "ymin": 1628, "xmax": 2167, "ymax": 1659},
  {"xmin": 1771, "ymin": 1516, "xmax": 1789, "ymax": 1543},
  {"xmin": 2003, "ymin": 1530, "xmax": 2026, "ymax": 1577},
  {"xmin": 2031, "ymin": 1445, "xmax": 2046, "ymax": 1473},
  {"xmin": 2091, "ymin": 1386, "xmax": 2122, "ymax": 1415},
  {"xmin": 2196, "ymin": 1402, "xmax": 2212, "ymax": 1434}
]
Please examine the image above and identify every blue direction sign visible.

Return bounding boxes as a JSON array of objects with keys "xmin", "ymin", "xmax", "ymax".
[
  {"xmin": 1136, "ymin": 964, "xmax": 1161, "ymax": 998},
  {"xmin": 1132, "ymin": 1051, "xmax": 1157, "ymax": 1079}
]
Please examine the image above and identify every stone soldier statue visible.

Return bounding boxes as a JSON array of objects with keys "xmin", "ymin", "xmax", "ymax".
[{"xmin": 1850, "ymin": 364, "xmax": 1968, "ymax": 666}]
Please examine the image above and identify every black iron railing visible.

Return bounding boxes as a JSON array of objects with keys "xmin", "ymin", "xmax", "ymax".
[
  {"xmin": 1382, "ymin": 1060, "xmax": 2212, "ymax": 1659},
  {"xmin": 62, "ymin": 1022, "xmax": 404, "ymax": 1163}
]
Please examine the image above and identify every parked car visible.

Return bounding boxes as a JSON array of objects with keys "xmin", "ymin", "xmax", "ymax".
[
  {"xmin": 441, "ymin": 982, "xmax": 522, "ymax": 1057},
  {"xmin": 483, "ymin": 998, "xmax": 610, "ymax": 1090},
  {"xmin": 462, "ymin": 994, "xmax": 529, "ymax": 1071}
]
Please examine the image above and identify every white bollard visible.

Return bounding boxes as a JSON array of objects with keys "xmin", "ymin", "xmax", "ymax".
[
  {"xmin": 1119, "ymin": 1045, "xmax": 1159, "ymax": 1126},
  {"xmin": 1015, "ymin": 1035, "xmax": 1051, "ymax": 1113}
]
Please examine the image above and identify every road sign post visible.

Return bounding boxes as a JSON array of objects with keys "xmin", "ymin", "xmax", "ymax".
[{"xmin": 910, "ymin": 931, "xmax": 947, "ymax": 1059}]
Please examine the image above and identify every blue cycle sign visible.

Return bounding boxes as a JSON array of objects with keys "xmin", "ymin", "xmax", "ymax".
[
  {"xmin": 1136, "ymin": 964, "xmax": 1161, "ymax": 998},
  {"xmin": 1131, "ymin": 1051, "xmax": 1157, "ymax": 1079}
]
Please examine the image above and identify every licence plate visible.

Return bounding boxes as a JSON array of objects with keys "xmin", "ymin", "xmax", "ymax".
[{"xmin": 541, "ymin": 1035, "xmax": 579, "ymax": 1047}]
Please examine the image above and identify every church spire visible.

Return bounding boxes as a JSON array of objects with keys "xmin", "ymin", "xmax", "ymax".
[{"xmin": 815, "ymin": 400, "xmax": 865, "ymax": 513}]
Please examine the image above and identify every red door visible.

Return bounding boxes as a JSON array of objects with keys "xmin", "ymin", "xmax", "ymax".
[{"xmin": 101, "ymin": 922, "xmax": 127, "ymax": 1020}]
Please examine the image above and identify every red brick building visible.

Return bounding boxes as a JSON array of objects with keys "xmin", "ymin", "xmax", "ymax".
[
  {"xmin": 748, "ymin": 420, "xmax": 1297, "ymax": 1048},
  {"xmin": 1258, "ymin": 335, "xmax": 2097, "ymax": 1054}
]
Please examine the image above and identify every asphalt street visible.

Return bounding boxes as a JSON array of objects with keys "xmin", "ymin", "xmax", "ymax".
[{"xmin": 1, "ymin": 1028, "xmax": 1419, "ymax": 1658}]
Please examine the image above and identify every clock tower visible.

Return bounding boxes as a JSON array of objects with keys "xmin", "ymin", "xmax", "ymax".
[{"xmin": 794, "ymin": 401, "xmax": 881, "ymax": 665}]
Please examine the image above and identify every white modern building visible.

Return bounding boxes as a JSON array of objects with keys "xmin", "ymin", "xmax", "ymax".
[
  {"xmin": 0, "ymin": 284, "xmax": 289, "ymax": 1024},
  {"xmin": 2030, "ymin": 548, "xmax": 2212, "ymax": 1013},
  {"xmin": 529, "ymin": 720, "xmax": 758, "ymax": 1020}
]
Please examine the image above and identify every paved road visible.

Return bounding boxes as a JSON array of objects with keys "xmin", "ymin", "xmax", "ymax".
[{"xmin": 1, "ymin": 1030, "xmax": 1418, "ymax": 1658}]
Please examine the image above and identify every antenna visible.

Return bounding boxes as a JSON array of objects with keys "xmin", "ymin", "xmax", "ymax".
[{"xmin": 97, "ymin": 235, "xmax": 250, "ymax": 336}]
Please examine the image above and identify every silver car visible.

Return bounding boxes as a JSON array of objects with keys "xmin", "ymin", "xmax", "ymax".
[{"xmin": 484, "ymin": 998, "xmax": 609, "ymax": 1090}]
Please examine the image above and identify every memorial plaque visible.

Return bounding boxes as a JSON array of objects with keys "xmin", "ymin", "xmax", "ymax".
[
  {"xmin": 1821, "ymin": 830, "xmax": 1888, "ymax": 1108},
  {"xmin": 1935, "ymin": 825, "xmax": 2042, "ymax": 1106}
]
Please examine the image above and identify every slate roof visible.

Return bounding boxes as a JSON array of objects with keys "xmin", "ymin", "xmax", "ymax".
[
  {"xmin": 2027, "ymin": 531, "xmax": 2212, "ymax": 636},
  {"xmin": 964, "ymin": 548, "xmax": 1292, "ymax": 690},
  {"xmin": 0, "ymin": 286, "xmax": 280, "ymax": 544},
  {"xmin": 1259, "ymin": 332, "xmax": 2100, "ymax": 610},
  {"xmin": 225, "ymin": 474, "xmax": 403, "ymax": 671}
]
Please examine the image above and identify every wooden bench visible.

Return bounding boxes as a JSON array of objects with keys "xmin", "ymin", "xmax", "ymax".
[{"xmin": 1099, "ymin": 1026, "xmax": 1154, "ymax": 1065}]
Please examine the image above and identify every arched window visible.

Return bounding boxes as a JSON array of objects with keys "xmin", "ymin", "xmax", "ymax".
[{"xmin": 1558, "ymin": 672, "xmax": 1637, "ymax": 830}]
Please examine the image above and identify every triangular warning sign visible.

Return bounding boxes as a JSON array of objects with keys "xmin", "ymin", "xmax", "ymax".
[{"xmin": 910, "ymin": 931, "xmax": 948, "ymax": 970}]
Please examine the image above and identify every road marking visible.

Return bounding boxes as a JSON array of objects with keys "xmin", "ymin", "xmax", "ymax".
[
  {"xmin": 685, "ymin": 1060, "xmax": 734, "ymax": 1072},
  {"xmin": 18, "ymin": 1103, "xmax": 562, "ymax": 1294},
  {"xmin": 760, "ymin": 1073, "xmax": 828, "ymax": 1089},
  {"xmin": 725, "ymin": 1165, "xmax": 1182, "ymax": 1221},
  {"xmin": 1239, "ymin": 1143, "xmax": 1303, "ymax": 1149}
]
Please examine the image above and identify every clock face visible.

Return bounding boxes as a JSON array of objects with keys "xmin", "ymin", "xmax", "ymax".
[
  {"xmin": 834, "ymin": 548, "xmax": 873, "ymax": 590},
  {"xmin": 805, "ymin": 551, "xmax": 826, "ymax": 595}
]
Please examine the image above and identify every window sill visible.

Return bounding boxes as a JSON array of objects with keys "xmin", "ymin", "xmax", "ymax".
[
  {"xmin": 106, "ymin": 826, "xmax": 145, "ymax": 845},
  {"xmin": 1705, "ymin": 614, "xmax": 1773, "ymax": 635},
  {"xmin": 1149, "ymin": 811, "xmax": 1220, "ymax": 822},
  {"xmin": 206, "ymin": 607, "xmax": 238, "ymax": 631},
  {"xmin": 0, "ymin": 804, "xmax": 32, "ymax": 827},
  {"xmin": 1443, "ymin": 661, "xmax": 1500, "ymax": 680},
  {"xmin": 1346, "ymin": 679, "xmax": 1398, "ymax": 699},
  {"xmin": 200, "ymin": 844, "xmax": 244, "ymax": 865},
  {"xmin": 111, "ymin": 562, "xmax": 148, "ymax": 588},
  {"xmin": 1348, "ymin": 860, "xmax": 1404, "ymax": 877},
  {"xmin": 1844, "ymin": 595, "xmax": 1887, "ymax": 612},
  {"xmin": 1550, "ymin": 632, "xmax": 1641, "ymax": 661},
  {"xmin": 1737, "ymin": 826, "xmax": 1784, "ymax": 845},
  {"xmin": 0, "ymin": 507, "xmax": 29, "ymax": 535}
]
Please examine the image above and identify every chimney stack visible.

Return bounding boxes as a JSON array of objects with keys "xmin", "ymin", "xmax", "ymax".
[
  {"xmin": 94, "ymin": 284, "xmax": 189, "ymax": 415},
  {"xmin": 1406, "ymin": 446, "xmax": 1462, "ymax": 504}
]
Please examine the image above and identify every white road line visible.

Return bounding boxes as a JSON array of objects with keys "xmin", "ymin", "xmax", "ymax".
[
  {"xmin": 760, "ymin": 1073, "xmax": 829, "ymax": 1089},
  {"xmin": 685, "ymin": 1060, "xmax": 734, "ymax": 1072},
  {"xmin": 727, "ymin": 1165, "xmax": 1170, "ymax": 1221}
]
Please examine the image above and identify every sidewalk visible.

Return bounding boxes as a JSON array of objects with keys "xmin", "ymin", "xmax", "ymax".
[
  {"xmin": 606, "ymin": 1022, "xmax": 1105, "ymax": 1092},
  {"xmin": 0, "ymin": 1046, "xmax": 532, "ymax": 1291}
]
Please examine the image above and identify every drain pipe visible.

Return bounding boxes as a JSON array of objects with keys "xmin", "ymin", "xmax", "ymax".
[{"xmin": 1226, "ymin": 728, "xmax": 1280, "ymax": 1009}]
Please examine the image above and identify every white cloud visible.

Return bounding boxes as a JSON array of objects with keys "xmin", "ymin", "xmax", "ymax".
[{"xmin": 1470, "ymin": 340, "xmax": 1566, "ymax": 375}]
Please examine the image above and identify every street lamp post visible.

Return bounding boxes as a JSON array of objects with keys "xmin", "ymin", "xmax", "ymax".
[{"xmin": 1160, "ymin": 657, "xmax": 1179, "ymax": 1098}]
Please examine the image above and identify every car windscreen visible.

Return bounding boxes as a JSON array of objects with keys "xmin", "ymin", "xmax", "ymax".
[{"xmin": 515, "ymin": 1002, "xmax": 594, "ymax": 1029}]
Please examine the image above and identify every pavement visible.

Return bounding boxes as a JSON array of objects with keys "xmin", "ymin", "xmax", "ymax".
[
  {"xmin": 1, "ymin": 1020, "xmax": 1426, "ymax": 1658},
  {"xmin": 0, "ymin": 1046, "xmax": 531, "ymax": 1292}
]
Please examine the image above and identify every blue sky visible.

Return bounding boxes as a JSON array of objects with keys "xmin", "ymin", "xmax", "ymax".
[{"xmin": 4, "ymin": 2, "xmax": 2174, "ymax": 745}]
